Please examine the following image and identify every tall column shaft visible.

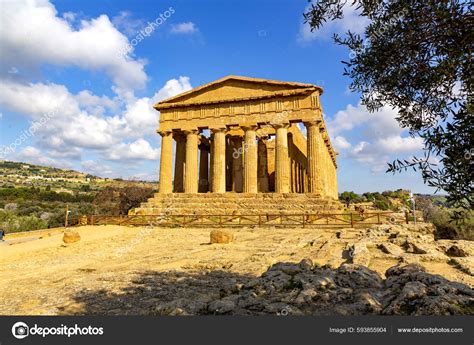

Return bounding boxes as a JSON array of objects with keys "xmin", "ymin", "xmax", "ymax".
[
  {"xmin": 243, "ymin": 126, "xmax": 258, "ymax": 193},
  {"xmin": 225, "ymin": 136, "xmax": 233, "ymax": 191},
  {"xmin": 230, "ymin": 136, "xmax": 243, "ymax": 192},
  {"xmin": 321, "ymin": 138, "xmax": 329, "ymax": 197},
  {"xmin": 198, "ymin": 143, "xmax": 209, "ymax": 193},
  {"xmin": 184, "ymin": 130, "xmax": 199, "ymax": 193},
  {"xmin": 158, "ymin": 131, "xmax": 173, "ymax": 193},
  {"xmin": 333, "ymin": 161, "xmax": 339, "ymax": 199},
  {"xmin": 211, "ymin": 128, "xmax": 226, "ymax": 193},
  {"xmin": 305, "ymin": 121, "xmax": 324, "ymax": 194},
  {"xmin": 173, "ymin": 132, "xmax": 186, "ymax": 192},
  {"xmin": 275, "ymin": 124, "xmax": 290, "ymax": 193},
  {"xmin": 257, "ymin": 139, "xmax": 269, "ymax": 192}
]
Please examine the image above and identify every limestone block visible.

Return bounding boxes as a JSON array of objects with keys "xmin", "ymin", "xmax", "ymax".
[{"xmin": 210, "ymin": 229, "xmax": 234, "ymax": 244}]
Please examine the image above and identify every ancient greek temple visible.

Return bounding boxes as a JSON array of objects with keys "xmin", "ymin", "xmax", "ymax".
[{"xmin": 155, "ymin": 76, "xmax": 338, "ymax": 198}]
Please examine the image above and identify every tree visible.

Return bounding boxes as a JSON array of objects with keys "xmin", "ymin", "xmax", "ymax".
[{"xmin": 304, "ymin": 0, "xmax": 473, "ymax": 212}]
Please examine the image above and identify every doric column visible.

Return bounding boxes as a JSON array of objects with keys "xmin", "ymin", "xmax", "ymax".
[
  {"xmin": 305, "ymin": 121, "xmax": 324, "ymax": 195},
  {"xmin": 257, "ymin": 138, "xmax": 269, "ymax": 192},
  {"xmin": 230, "ymin": 136, "xmax": 243, "ymax": 192},
  {"xmin": 274, "ymin": 124, "xmax": 290, "ymax": 193},
  {"xmin": 158, "ymin": 130, "xmax": 173, "ymax": 193},
  {"xmin": 243, "ymin": 126, "xmax": 258, "ymax": 193},
  {"xmin": 211, "ymin": 128, "xmax": 226, "ymax": 193},
  {"xmin": 198, "ymin": 142, "xmax": 209, "ymax": 193},
  {"xmin": 173, "ymin": 132, "xmax": 186, "ymax": 192},
  {"xmin": 295, "ymin": 162, "xmax": 300, "ymax": 193},
  {"xmin": 323, "ymin": 135, "xmax": 333, "ymax": 197},
  {"xmin": 184, "ymin": 129, "xmax": 199, "ymax": 193},
  {"xmin": 298, "ymin": 164, "xmax": 303, "ymax": 193},
  {"xmin": 333, "ymin": 158, "xmax": 339, "ymax": 199},
  {"xmin": 225, "ymin": 136, "xmax": 233, "ymax": 192}
]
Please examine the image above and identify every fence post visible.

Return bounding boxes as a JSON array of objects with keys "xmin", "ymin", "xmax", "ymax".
[
  {"xmin": 377, "ymin": 213, "xmax": 381, "ymax": 224},
  {"xmin": 350, "ymin": 213, "xmax": 354, "ymax": 228},
  {"xmin": 405, "ymin": 211, "xmax": 409, "ymax": 224}
]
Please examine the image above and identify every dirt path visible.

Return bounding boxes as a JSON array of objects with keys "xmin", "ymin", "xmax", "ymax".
[{"xmin": 0, "ymin": 225, "xmax": 472, "ymax": 315}]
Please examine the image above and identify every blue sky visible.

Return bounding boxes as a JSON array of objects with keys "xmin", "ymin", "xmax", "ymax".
[{"xmin": 0, "ymin": 0, "xmax": 436, "ymax": 194}]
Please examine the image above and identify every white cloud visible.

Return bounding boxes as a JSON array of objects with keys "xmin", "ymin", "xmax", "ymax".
[
  {"xmin": 103, "ymin": 139, "xmax": 160, "ymax": 161},
  {"xmin": 170, "ymin": 22, "xmax": 198, "ymax": 34},
  {"xmin": 0, "ymin": 0, "xmax": 147, "ymax": 89},
  {"xmin": 152, "ymin": 76, "xmax": 192, "ymax": 102},
  {"xmin": 112, "ymin": 11, "xmax": 144, "ymax": 37},
  {"xmin": 81, "ymin": 160, "xmax": 114, "ymax": 177},
  {"xmin": 327, "ymin": 102, "xmax": 404, "ymax": 139},
  {"xmin": 298, "ymin": 3, "xmax": 369, "ymax": 43},
  {"xmin": 326, "ymin": 102, "xmax": 424, "ymax": 172},
  {"xmin": 16, "ymin": 146, "xmax": 72, "ymax": 169},
  {"xmin": 333, "ymin": 136, "xmax": 351, "ymax": 150},
  {"xmin": 0, "ymin": 77, "xmax": 192, "ymax": 167}
]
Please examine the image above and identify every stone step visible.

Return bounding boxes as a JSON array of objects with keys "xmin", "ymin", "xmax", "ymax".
[
  {"xmin": 131, "ymin": 208, "xmax": 338, "ymax": 215},
  {"xmin": 130, "ymin": 193, "xmax": 342, "ymax": 215},
  {"xmin": 139, "ymin": 202, "xmax": 340, "ymax": 210},
  {"xmin": 137, "ymin": 205, "xmax": 332, "ymax": 211},
  {"xmin": 143, "ymin": 196, "xmax": 339, "ymax": 204},
  {"xmin": 151, "ymin": 193, "xmax": 326, "ymax": 199}
]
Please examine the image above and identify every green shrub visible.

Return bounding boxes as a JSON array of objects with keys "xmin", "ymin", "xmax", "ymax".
[{"xmin": 374, "ymin": 200, "xmax": 390, "ymax": 210}]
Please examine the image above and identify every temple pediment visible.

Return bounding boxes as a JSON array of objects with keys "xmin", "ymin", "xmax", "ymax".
[{"xmin": 155, "ymin": 75, "xmax": 322, "ymax": 109}]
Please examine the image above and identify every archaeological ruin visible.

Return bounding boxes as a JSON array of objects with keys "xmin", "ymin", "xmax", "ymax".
[{"xmin": 131, "ymin": 76, "xmax": 341, "ymax": 215}]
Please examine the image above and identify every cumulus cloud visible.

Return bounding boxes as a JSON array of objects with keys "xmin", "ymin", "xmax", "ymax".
[
  {"xmin": 152, "ymin": 76, "xmax": 192, "ymax": 102},
  {"xmin": 16, "ymin": 146, "xmax": 72, "ymax": 169},
  {"xmin": 0, "ymin": 0, "xmax": 147, "ymax": 89},
  {"xmin": 333, "ymin": 136, "xmax": 351, "ymax": 150},
  {"xmin": 103, "ymin": 139, "xmax": 160, "ymax": 161},
  {"xmin": 81, "ymin": 160, "xmax": 114, "ymax": 177},
  {"xmin": 170, "ymin": 22, "xmax": 198, "ymax": 34},
  {"xmin": 326, "ymin": 102, "xmax": 424, "ymax": 172},
  {"xmin": 0, "ymin": 77, "xmax": 192, "ymax": 166},
  {"xmin": 298, "ymin": 3, "xmax": 369, "ymax": 43}
]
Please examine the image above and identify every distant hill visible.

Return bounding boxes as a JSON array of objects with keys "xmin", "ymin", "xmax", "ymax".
[
  {"xmin": 0, "ymin": 160, "xmax": 157, "ymax": 233},
  {"xmin": 0, "ymin": 160, "xmax": 156, "ymax": 191}
]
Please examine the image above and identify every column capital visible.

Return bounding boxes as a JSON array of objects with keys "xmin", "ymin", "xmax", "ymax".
[
  {"xmin": 303, "ymin": 120, "xmax": 321, "ymax": 128},
  {"xmin": 272, "ymin": 122, "xmax": 290, "ymax": 129},
  {"xmin": 241, "ymin": 124, "xmax": 258, "ymax": 131},
  {"xmin": 183, "ymin": 129, "xmax": 199, "ymax": 135},
  {"xmin": 173, "ymin": 130, "xmax": 186, "ymax": 141},
  {"xmin": 211, "ymin": 127, "xmax": 227, "ymax": 134},
  {"xmin": 157, "ymin": 129, "xmax": 172, "ymax": 137}
]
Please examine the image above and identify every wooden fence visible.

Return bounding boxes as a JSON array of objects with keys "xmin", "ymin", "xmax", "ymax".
[{"xmin": 68, "ymin": 212, "xmax": 408, "ymax": 228}]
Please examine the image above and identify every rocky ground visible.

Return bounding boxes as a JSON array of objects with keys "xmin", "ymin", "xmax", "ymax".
[{"xmin": 0, "ymin": 223, "xmax": 472, "ymax": 315}]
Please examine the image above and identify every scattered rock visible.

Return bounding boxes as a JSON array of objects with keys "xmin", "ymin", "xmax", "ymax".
[
  {"xmin": 210, "ymin": 230, "xmax": 233, "ymax": 244},
  {"xmin": 402, "ymin": 240, "xmax": 428, "ymax": 254},
  {"xmin": 347, "ymin": 242, "xmax": 371, "ymax": 266},
  {"xmin": 62, "ymin": 230, "xmax": 80, "ymax": 244},
  {"xmin": 446, "ymin": 242, "xmax": 474, "ymax": 257},
  {"xmin": 378, "ymin": 242, "xmax": 404, "ymax": 256}
]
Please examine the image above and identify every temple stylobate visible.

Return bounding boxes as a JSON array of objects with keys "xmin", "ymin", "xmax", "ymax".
[{"xmin": 155, "ymin": 75, "xmax": 338, "ymax": 198}]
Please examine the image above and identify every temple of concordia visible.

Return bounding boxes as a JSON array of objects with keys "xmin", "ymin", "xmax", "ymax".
[{"xmin": 131, "ymin": 76, "xmax": 341, "ymax": 215}]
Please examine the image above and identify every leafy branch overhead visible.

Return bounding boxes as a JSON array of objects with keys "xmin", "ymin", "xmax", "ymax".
[{"xmin": 304, "ymin": 0, "xmax": 473, "ymax": 210}]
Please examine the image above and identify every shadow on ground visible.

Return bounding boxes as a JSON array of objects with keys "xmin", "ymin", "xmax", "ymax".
[{"xmin": 63, "ymin": 261, "xmax": 474, "ymax": 316}]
